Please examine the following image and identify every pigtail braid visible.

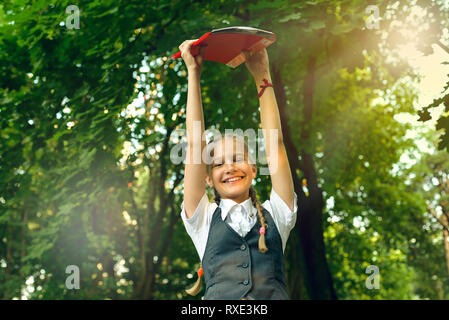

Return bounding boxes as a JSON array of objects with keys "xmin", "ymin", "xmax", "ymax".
[
  {"xmin": 213, "ymin": 188, "xmax": 221, "ymax": 205},
  {"xmin": 249, "ymin": 187, "xmax": 268, "ymax": 253},
  {"xmin": 185, "ymin": 264, "xmax": 204, "ymax": 296}
]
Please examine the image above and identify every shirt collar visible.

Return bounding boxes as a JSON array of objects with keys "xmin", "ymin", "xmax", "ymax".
[{"xmin": 219, "ymin": 197, "xmax": 256, "ymax": 220}]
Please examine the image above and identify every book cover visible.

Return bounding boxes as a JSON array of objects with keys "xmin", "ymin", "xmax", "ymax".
[{"xmin": 172, "ymin": 26, "xmax": 276, "ymax": 68}]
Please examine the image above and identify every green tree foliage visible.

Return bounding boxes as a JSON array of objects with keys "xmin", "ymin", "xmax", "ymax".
[
  {"xmin": 1, "ymin": 0, "xmax": 448, "ymax": 300},
  {"xmin": 412, "ymin": 0, "xmax": 449, "ymax": 152}
]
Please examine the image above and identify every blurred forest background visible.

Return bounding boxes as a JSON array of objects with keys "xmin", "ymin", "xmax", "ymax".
[{"xmin": 1, "ymin": 0, "xmax": 449, "ymax": 300}]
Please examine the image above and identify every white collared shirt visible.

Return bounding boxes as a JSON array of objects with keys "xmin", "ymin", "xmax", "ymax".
[{"xmin": 181, "ymin": 189, "xmax": 298, "ymax": 261}]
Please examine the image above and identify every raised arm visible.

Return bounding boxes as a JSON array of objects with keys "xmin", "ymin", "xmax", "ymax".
[
  {"xmin": 179, "ymin": 40, "xmax": 207, "ymax": 218},
  {"xmin": 243, "ymin": 49, "xmax": 295, "ymax": 211}
]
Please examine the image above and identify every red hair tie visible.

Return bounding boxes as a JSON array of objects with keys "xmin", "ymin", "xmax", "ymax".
[
  {"xmin": 197, "ymin": 267, "xmax": 204, "ymax": 278},
  {"xmin": 258, "ymin": 78, "xmax": 273, "ymax": 98},
  {"xmin": 259, "ymin": 226, "xmax": 266, "ymax": 235}
]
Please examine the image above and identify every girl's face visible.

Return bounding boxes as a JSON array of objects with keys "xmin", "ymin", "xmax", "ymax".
[{"xmin": 206, "ymin": 138, "xmax": 257, "ymax": 203}]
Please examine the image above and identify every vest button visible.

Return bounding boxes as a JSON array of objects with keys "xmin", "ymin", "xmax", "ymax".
[
  {"xmin": 240, "ymin": 244, "xmax": 246, "ymax": 251},
  {"xmin": 242, "ymin": 263, "xmax": 248, "ymax": 268},
  {"xmin": 243, "ymin": 280, "xmax": 249, "ymax": 285}
]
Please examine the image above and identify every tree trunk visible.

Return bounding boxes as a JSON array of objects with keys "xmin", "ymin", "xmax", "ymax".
[
  {"xmin": 435, "ymin": 278, "xmax": 444, "ymax": 300},
  {"xmin": 272, "ymin": 63, "xmax": 307, "ymax": 299},
  {"xmin": 137, "ymin": 128, "xmax": 179, "ymax": 300},
  {"xmin": 298, "ymin": 56, "xmax": 337, "ymax": 300},
  {"xmin": 272, "ymin": 57, "xmax": 337, "ymax": 299},
  {"xmin": 442, "ymin": 214, "xmax": 449, "ymax": 278}
]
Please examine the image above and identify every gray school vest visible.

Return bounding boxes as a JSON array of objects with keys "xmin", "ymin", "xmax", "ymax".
[{"xmin": 202, "ymin": 205, "xmax": 289, "ymax": 300}]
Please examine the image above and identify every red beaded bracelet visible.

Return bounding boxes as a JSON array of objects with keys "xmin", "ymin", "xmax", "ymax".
[{"xmin": 258, "ymin": 78, "xmax": 273, "ymax": 98}]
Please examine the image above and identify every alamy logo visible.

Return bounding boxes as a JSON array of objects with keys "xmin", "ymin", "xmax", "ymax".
[
  {"xmin": 66, "ymin": 5, "xmax": 80, "ymax": 29},
  {"xmin": 65, "ymin": 265, "xmax": 80, "ymax": 289},
  {"xmin": 365, "ymin": 265, "xmax": 380, "ymax": 289},
  {"xmin": 365, "ymin": 5, "xmax": 380, "ymax": 30},
  {"xmin": 169, "ymin": 121, "xmax": 279, "ymax": 175}
]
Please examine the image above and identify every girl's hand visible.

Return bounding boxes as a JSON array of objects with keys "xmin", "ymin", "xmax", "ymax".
[
  {"xmin": 242, "ymin": 48, "xmax": 270, "ymax": 80},
  {"xmin": 178, "ymin": 40, "xmax": 206, "ymax": 75}
]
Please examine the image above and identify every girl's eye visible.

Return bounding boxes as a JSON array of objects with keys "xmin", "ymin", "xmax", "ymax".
[
  {"xmin": 213, "ymin": 155, "xmax": 244, "ymax": 167},
  {"xmin": 235, "ymin": 156, "xmax": 244, "ymax": 162}
]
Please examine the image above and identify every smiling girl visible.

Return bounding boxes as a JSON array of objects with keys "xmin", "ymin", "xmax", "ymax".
[{"xmin": 178, "ymin": 39, "xmax": 297, "ymax": 300}]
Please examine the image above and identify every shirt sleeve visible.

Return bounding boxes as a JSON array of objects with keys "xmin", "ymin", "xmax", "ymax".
[
  {"xmin": 264, "ymin": 189, "xmax": 298, "ymax": 251},
  {"xmin": 180, "ymin": 191, "xmax": 213, "ymax": 260}
]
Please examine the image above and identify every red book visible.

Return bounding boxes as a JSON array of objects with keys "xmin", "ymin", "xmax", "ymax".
[{"xmin": 171, "ymin": 26, "xmax": 276, "ymax": 68}]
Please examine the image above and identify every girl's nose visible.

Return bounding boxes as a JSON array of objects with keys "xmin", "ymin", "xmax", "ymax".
[
  {"xmin": 223, "ymin": 162, "xmax": 237, "ymax": 173},
  {"xmin": 224, "ymin": 163, "xmax": 235, "ymax": 170}
]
